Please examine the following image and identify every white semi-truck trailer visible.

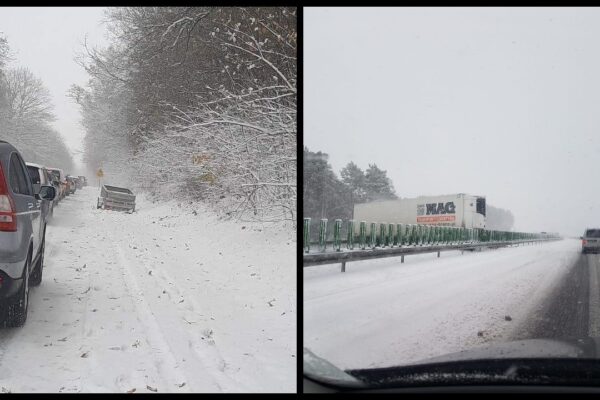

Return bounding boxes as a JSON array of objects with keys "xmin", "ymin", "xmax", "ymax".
[{"xmin": 353, "ymin": 193, "xmax": 486, "ymax": 230}]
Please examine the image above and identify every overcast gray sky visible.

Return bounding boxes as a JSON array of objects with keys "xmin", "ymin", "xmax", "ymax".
[
  {"xmin": 305, "ymin": 7, "xmax": 600, "ymax": 236},
  {"xmin": 0, "ymin": 7, "xmax": 109, "ymax": 173}
]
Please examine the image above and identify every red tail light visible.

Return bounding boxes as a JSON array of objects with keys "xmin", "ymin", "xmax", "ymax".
[
  {"xmin": 0, "ymin": 163, "xmax": 16, "ymax": 232},
  {"xmin": 583, "ymin": 240, "xmax": 588, "ymax": 246}
]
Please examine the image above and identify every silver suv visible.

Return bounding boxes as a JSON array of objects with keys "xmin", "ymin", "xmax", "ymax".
[
  {"xmin": 581, "ymin": 228, "xmax": 600, "ymax": 254},
  {"xmin": 0, "ymin": 141, "xmax": 55, "ymax": 327}
]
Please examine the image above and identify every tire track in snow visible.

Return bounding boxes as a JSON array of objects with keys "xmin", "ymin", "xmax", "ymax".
[
  {"xmin": 112, "ymin": 242, "xmax": 219, "ymax": 392},
  {"xmin": 111, "ymin": 211, "xmax": 264, "ymax": 391},
  {"xmin": 53, "ymin": 187, "xmax": 221, "ymax": 392},
  {"xmin": 109, "ymin": 240, "xmax": 193, "ymax": 391},
  {"xmin": 120, "ymin": 243, "xmax": 239, "ymax": 386},
  {"xmin": 48, "ymin": 188, "xmax": 179, "ymax": 393},
  {"xmin": 112, "ymin": 236, "xmax": 247, "ymax": 392}
]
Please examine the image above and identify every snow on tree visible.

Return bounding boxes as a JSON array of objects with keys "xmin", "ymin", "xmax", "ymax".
[
  {"xmin": 73, "ymin": 7, "xmax": 297, "ymax": 226},
  {"xmin": 0, "ymin": 40, "xmax": 74, "ymax": 171}
]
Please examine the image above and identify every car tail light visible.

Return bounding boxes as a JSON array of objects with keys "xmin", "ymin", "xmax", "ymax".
[
  {"xmin": 583, "ymin": 239, "xmax": 588, "ymax": 246},
  {"xmin": 0, "ymin": 163, "xmax": 16, "ymax": 232}
]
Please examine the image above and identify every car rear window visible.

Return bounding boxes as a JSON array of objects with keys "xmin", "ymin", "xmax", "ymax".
[{"xmin": 586, "ymin": 229, "xmax": 600, "ymax": 238}]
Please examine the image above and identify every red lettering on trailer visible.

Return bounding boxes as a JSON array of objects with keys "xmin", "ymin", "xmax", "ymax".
[{"xmin": 417, "ymin": 215, "xmax": 456, "ymax": 223}]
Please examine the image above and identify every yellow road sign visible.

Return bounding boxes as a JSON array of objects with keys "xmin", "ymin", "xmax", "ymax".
[{"xmin": 96, "ymin": 168, "xmax": 104, "ymax": 178}]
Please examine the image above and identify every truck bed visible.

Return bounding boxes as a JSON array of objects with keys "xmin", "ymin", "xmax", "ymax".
[{"xmin": 98, "ymin": 185, "xmax": 136, "ymax": 212}]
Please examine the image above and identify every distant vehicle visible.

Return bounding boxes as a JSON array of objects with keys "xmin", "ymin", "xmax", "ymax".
[
  {"xmin": 46, "ymin": 170, "xmax": 61, "ymax": 204},
  {"xmin": 97, "ymin": 184, "xmax": 136, "ymax": 213},
  {"xmin": 581, "ymin": 228, "xmax": 600, "ymax": 254},
  {"xmin": 75, "ymin": 176, "xmax": 84, "ymax": 189},
  {"xmin": 0, "ymin": 141, "xmax": 56, "ymax": 327},
  {"xmin": 66, "ymin": 176, "xmax": 77, "ymax": 195},
  {"xmin": 77, "ymin": 176, "xmax": 87, "ymax": 187},
  {"xmin": 47, "ymin": 168, "xmax": 67, "ymax": 200},
  {"xmin": 26, "ymin": 163, "xmax": 54, "ymax": 221},
  {"xmin": 353, "ymin": 193, "xmax": 487, "ymax": 230}
]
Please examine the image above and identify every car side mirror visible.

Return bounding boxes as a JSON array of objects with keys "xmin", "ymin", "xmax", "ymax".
[
  {"xmin": 38, "ymin": 185, "xmax": 56, "ymax": 201},
  {"xmin": 580, "ymin": 236, "xmax": 584, "ymax": 240}
]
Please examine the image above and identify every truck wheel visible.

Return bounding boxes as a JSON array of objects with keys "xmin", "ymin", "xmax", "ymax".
[
  {"xmin": 2, "ymin": 252, "xmax": 31, "ymax": 327},
  {"xmin": 30, "ymin": 230, "xmax": 45, "ymax": 286}
]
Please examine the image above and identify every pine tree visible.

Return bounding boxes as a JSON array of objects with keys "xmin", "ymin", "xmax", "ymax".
[
  {"xmin": 303, "ymin": 147, "xmax": 353, "ymax": 220},
  {"xmin": 364, "ymin": 163, "xmax": 397, "ymax": 201},
  {"xmin": 340, "ymin": 161, "xmax": 367, "ymax": 204}
]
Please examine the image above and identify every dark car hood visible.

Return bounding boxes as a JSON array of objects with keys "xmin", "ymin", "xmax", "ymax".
[{"xmin": 305, "ymin": 338, "xmax": 600, "ymax": 389}]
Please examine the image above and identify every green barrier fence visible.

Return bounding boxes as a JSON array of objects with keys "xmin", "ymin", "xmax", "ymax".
[
  {"xmin": 359, "ymin": 221, "xmax": 367, "ymax": 250},
  {"xmin": 370, "ymin": 222, "xmax": 377, "ymax": 249},
  {"xmin": 304, "ymin": 218, "xmax": 310, "ymax": 253},
  {"xmin": 347, "ymin": 220, "xmax": 355, "ymax": 250},
  {"xmin": 333, "ymin": 219, "xmax": 342, "ymax": 251},
  {"xmin": 319, "ymin": 219, "xmax": 328, "ymax": 252},
  {"xmin": 304, "ymin": 216, "xmax": 559, "ymax": 253}
]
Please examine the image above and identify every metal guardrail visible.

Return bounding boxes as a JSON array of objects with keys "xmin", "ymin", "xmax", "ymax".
[
  {"xmin": 303, "ymin": 217, "xmax": 561, "ymax": 272},
  {"xmin": 304, "ymin": 239, "xmax": 558, "ymax": 272}
]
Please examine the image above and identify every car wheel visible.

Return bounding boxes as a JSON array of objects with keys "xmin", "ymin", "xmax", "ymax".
[
  {"xmin": 30, "ymin": 230, "xmax": 45, "ymax": 287},
  {"xmin": 2, "ymin": 252, "xmax": 31, "ymax": 327}
]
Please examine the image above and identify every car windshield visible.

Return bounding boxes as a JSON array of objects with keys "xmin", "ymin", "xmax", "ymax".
[{"xmin": 304, "ymin": 6, "xmax": 600, "ymax": 389}]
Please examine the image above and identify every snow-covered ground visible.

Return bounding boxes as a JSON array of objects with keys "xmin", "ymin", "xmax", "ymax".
[
  {"xmin": 304, "ymin": 239, "xmax": 580, "ymax": 370},
  {"xmin": 0, "ymin": 186, "xmax": 296, "ymax": 393}
]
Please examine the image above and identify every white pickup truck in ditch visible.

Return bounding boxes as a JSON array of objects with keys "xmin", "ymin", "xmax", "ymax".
[{"xmin": 97, "ymin": 184, "xmax": 136, "ymax": 213}]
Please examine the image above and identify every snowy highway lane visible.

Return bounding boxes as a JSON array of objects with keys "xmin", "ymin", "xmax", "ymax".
[
  {"xmin": 0, "ymin": 186, "xmax": 296, "ymax": 393},
  {"xmin": 304, "ymin": 238, "xmax": 581, "ymax": 370}
]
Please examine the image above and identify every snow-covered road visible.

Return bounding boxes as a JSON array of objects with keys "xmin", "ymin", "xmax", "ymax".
[
  {"xmin": 304, "ymin": 239, "xmax": 580, "ymax": 370},
  {"xmin": 0, "ymin": 186, "xmax": 296, "ymax": 393}
]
